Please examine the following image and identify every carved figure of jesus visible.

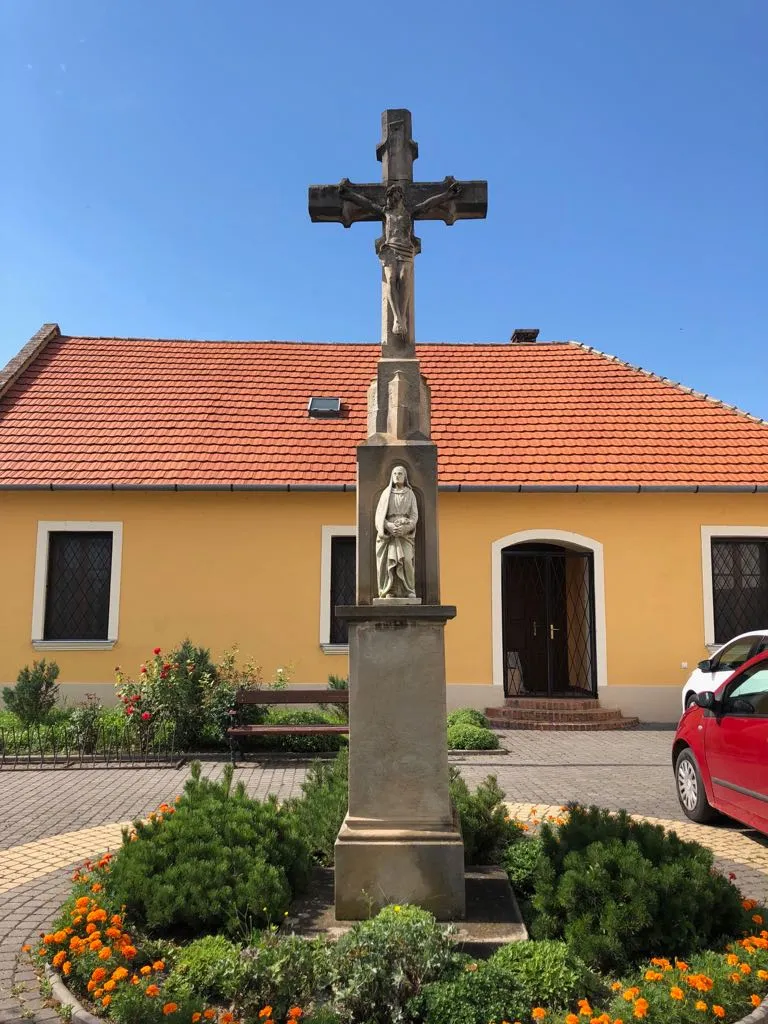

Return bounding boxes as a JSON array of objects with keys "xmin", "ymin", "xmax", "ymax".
[
  {"xmin": 375, "ymin": 465, "xmax": 419, "ymax": 598},
  {"xmin": 338, "ymin": 177, "xmax": 462, "ymax": 337}
]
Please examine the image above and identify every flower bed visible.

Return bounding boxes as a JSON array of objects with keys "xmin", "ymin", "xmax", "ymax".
[{"xmin": 26, "ymin": 753, "xmax": 768, "ymax": 1024}]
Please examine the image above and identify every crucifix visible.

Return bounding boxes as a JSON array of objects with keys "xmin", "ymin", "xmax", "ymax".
[{"xmin": 308, "ymin": 109, "xmax": 487, "ymax": 356}]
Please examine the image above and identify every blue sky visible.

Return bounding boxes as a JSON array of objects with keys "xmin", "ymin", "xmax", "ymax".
[{"xmin": 2, "ymin": 1, "xmax": 766, "ymax": 417}]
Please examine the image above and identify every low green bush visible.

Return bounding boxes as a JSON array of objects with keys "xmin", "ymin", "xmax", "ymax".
[
  {"xmin": 531, "ymin": 804, "xmax": 751, "ymax": 972},
  {"xmin": 253, "ymin": 708, "xmax": 348, "ymax": 752},
  {"xmin": 415, "ymin": 939, "xmax": 602, "ymax": 1024},
  {"xmin": 449, "ymin": 771, "xmax": 522, "ymax": 864},
  {"xmin": 446, "ymin": 708, "xmax": 489, "ymax": 729},
  {"xmin": 284, "ymin": 747, "xmax": 349, "ymax": 865},
  {"xmin": 239, "ymin": 932, "xmax": 333, "ymax": 1021},
  {"xmin": 109, "ymin": 762, "xmax": 311, "ymax": 938},
  {"xmin": 503, "ymin": 835, "xmax": 542, "ymax": 902},
  {"xmin": 169, "ymin": 934, "xmax": 244, "ymax": 1001},
  {"xmin": 328, "ymin": 904, "xmax": 459, "ymax": 1024},
  {"xmin": 2, "ymin": 659, "xmax": 60, "ymax": 725},
  {"xmin": 447, "ymin": 723, "xmax": 499, "ymax": 750}
]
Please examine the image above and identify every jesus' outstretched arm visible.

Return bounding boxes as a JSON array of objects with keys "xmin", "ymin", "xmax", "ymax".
[
  {"xmin": 411, "ymin": 176, "xmax": 463, "ymax": 217},
  {"xmin": 337, "ymin": 178, "xmax": 384, "ymax": 218}
]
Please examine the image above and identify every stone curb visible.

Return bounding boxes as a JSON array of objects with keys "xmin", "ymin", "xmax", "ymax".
[
  {"xmin": 44, "ymin": 964, "xmax": 102, "ymax": 1024},
  {"xmin": 736, "ymin": 996, "xmax": 768, "ymax": 1024}
]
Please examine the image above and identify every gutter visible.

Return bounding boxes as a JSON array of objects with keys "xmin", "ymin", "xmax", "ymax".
[{"xmin": 1, "ymin": 483, "xmax": 767, "ymax": 493}]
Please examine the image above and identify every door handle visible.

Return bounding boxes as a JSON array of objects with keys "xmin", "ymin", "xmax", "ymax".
[
  {"xmin": 533, "ymin": 621, "xmax": 538, "ymax": 637},
  {"xmin": 550, "ymin": 624, "xmax": 559, "ymax": 640}
]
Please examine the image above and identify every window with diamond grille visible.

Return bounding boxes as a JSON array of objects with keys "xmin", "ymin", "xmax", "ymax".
[
  {"xmin": 712, "ymin": 539, "xmax": 768, "ymax": 643},
  {"xmin": 44, "ymin": 532, "xmax": 113, "ymax": 640},
  {"xmin": 330, "ymin": 536, "xmax": 356, "ymax": 644}
]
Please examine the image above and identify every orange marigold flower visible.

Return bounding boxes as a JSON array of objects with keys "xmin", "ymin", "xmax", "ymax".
[
  {"xmin": 105, "ymin": 927, "xmax": 121, "ymax": 939},
  {"xmin": 623, "ymin": 989, "xmax": 640, "ymax": 1003},
  {"xmin": 87, "ymin": 980, "xmax": 96, "ymax": 993},
  {"xmin": 91, "ymin": 883, "xmax": 102, "ymax": 893},
  {"xmin": 566, "ymin": 1016, "xmax": 579, "ymax": 1024},
  {"xmin": 259, "ymin": 1010, "xmax": 274, "ymax": 1020},
  {"xmin": 75, "ymin": 896, "xmax": 90, "ymax": 909},
  {"xmin": 152, "ymin": 960, "xmax": 165, "ymax": 971},
  {"xmin": 644, "ymin": 971, "xmax": 663, "ymax": 982},
  {"xmin": 695, "ymin": 1002, "xmax": 708, "ymax": 1012},
  {"xmin": 676, "ymin": 960, "xmax": 689, "ymax": 972},
  {"xmin": 91, "ymin": 967, "xmax": 107, "ymax": 982},
  {"xmin": 62, "ymin": 961, "xmax": 71, "ymax": 976},
  {"xmin": 37, "ymin": 948, "xmax": 47, "ymax": 957},
  {"xmin": 633, "ymin": 999, "xmax": 649, "ymax": 1019},
  {"xmin": 102, "ymin": 995, "xmax": 111, "ymax": 1007},
  {"xmin": 727, "ymin": 953, "xmax": 740, "ymax": 966},
  {"xmin": 140, "ymin": 965, "xmax": 152, "ymax": 975},
  {"xmin": 758, "ymin": 970, "xmax": 768, "ymax": 981},
  {"xmin": 52, "ymin": 950, "xmax": 67, "ymax": 967},
  {"xmin": 112, "ymin": 966, "xmax": 129, "ymax": 981},
  {"xmin": 579, "ymin": 1000, "xmax": 593, "ymax": 1016},
  {"xmin": 753, "ymin": 915, "xmax": 764, "ymax": 925},
  {"xmin": 21, "ymin": 945, "xmax": 30, "ymax": 953},
  {"xmin": 741, "ymin": 963, "xmax": 752, "ymax": 974},
  {"xmin": 203, "ymin": 1012, "xmax": 216, "ymax": 1021},
  {"xmin": 532, "ymin": 1009, "xmax": 547, "ymax": 1020},
  {"xmin": 751, "ymin": 995, "xmax": 762, "ymax": 1008},
  {"xmin": 611, "ymin": 982, "xmax": 623, "ymax": 992},
  {"xmin": 712, "ymin": 1007, "xmax": 725, "ymax": 1018},
  {"xmin": 98, "ymin": 947, "xmax": 111, "ymax": 961},
  {"xmin": 670, "ymin": 987, "xmax": 684, "ymax": 1001},
  {"xmin": 94, "ymin": 988, "xmax": 103, "ymax": 998},
  {"xmin": 121, "ymin": 944, "xmax": 138, "ymax": 958},
  {"xmin": 103, "ymin": 979, "xmax": 116, "ymax": 992},
  {"xmin": 110, "ymin": 914, "xmax": 122, "ymax": 926},
  {"xmin": 192, "ymin": 1015, "xmax": 202, "ymax": 1023},
  {"xmin": 145, "ymin": 984, "xmax": 160, "ymax": 997},
  {"xmin": 287, "ymin": 1010, "xmax": 303, "ymax": 1020},
  {"xmin": 162, "ymin": 1004, "xmax": 179, "ymax": 1016},
  {"xmin": 730, "ymin": 972, "xmax": 741, "ymax": 984}
]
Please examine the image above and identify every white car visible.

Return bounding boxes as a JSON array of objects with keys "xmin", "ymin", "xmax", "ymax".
[{"xmin": 682, "ymin": 629, "xmax": 768, "ymax": 712}]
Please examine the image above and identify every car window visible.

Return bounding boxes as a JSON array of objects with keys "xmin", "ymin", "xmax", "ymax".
[
  {"xmin": 755, "ymin": 637, "xmax": 768, "ymax": 656},
  {"xmin": 725, "ymin": 664, "xmax": 768, "ymax": 716},
  {"xmin": 713, "ymin": 636, "xmax": 758, "ymax": 672}
]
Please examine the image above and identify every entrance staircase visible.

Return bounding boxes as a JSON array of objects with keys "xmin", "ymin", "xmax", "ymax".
[{"xmin": 485, "ymin": 698, "xmax": 640, "ymax": 731}]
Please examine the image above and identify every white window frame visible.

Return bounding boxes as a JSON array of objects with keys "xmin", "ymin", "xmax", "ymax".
[
  {"xmin": 319, "ymin": 525, "xmax": 356, "ymax": 654},
  {"xmin": 31, "ymin": 521, "xmax": 123, "ymax": 651},
  {"xmin": 701, "ymin": 525, "xmax": 768, "ymax": 651}
]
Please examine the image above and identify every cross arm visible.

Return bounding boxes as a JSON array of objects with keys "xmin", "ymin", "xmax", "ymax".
[
  {"xmin": 308, "ymin": 182, "xmax": 387, "ymax": 227},
  {"xmin": 409, "ymin": 179, "xmax": 488, "ymax": 225}
]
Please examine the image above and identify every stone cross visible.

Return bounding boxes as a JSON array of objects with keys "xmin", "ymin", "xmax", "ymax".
[{"xmin": 308, "ymin": 109, "xmax": 487, "ymax": 357}]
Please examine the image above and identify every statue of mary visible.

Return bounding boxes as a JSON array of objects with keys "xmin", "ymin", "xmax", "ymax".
[{"xmin": 375, "ymin": 465, "xmax": 419, "ymax": 599}]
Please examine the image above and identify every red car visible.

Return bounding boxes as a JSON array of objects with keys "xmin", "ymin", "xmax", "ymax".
[{"xmin": 673, "ymin": 650, "xmax": 768, "ymax": 833}]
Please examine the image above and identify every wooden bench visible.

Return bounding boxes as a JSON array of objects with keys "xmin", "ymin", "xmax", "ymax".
[{"xmin": 226, "ymin": 688, "xmax": 349, "ymax": 755}]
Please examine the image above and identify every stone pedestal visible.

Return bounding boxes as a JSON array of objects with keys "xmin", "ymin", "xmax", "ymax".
[{"xmin": 334, "ymin": 604, "xmax": 465, "ymax": 920}]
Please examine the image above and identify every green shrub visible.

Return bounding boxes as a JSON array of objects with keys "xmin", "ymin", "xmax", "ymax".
[
  {"xmin": 328, "ymin": 904, "xmax": 458, "ymax": 1024},
  {"xmin": 531, "ymin": 804, "xmax": 750, "ymax": 972},
  {"xmin": 319, "ymin": 674, "xmax": 349, "ymax": 721},
  {"xmin": 447, "ymin": 723, "xmax": 499, "ymax": 750},
  {"xmin": 2, "ymin": 659, "xmax": 59, "ymax": 725},
  {"xmin": 449, "ymin": 771, "xmax": 522, "ymax": 864},
  {"xmin": 109, "ymin": 762, "xmax": 311, "ymax": 938},
  {"xmin": 169, "ymin": 934, "xmax": 244, "ymax": 1001},
  {"xmin": 253, "ymin": 708, "xmax": 347, "ymax": 752},
  {"xmin": 415, "ymin": 939, "xmax": 601, "ymax": 1024},
  {"xmin": 284, "ymin": 748, "xmax": 349, "ymax": 865},
  {"xmin": 503, "ymin": 835, "xmax": 543, "ymax": 901},
  {"xmin": 447, "ymin": 708, "xmax": 489, "ymax": 729},
  {"xmin": 67, "ymin": 693, "xmax": 103, "ymax": 753},
  {"xmin": 238, "ymin": 932, "xmax": 332, "ymax": 1021}
]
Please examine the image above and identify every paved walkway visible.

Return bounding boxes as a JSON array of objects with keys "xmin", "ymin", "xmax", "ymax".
[{"xmin": 1, "ymin": 732, "xmax": 766, "ymax": 1023}]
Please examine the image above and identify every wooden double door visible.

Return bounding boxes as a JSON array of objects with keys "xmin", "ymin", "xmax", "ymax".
[{"xmin": 502, "ymin": 543, "xmax": 597, "ymax": 699}]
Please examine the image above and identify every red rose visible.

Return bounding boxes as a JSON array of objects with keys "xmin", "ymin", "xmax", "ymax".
[
  {"xmin": 140, "ymin": 665, "xmax": 147, "ymax": 674},
  {"xmin": 153, "ymin": 647, "xmax": 161, "ymax": 655},
  {"xmin": 141, "ymin": 711, "xmax": 151, "ymax": 721},
  {"xmin": 126, "ymin": 706, "xmax": 134, "ymax": 716}
]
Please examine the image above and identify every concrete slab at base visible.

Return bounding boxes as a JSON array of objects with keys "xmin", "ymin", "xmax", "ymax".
[
  {"xmin": 334, "ymin": 820, "xmax": 466, "ymax": 920},
  {"xmin": 286, "ymin": 865, "xmax": 526, "ymax": 955}
]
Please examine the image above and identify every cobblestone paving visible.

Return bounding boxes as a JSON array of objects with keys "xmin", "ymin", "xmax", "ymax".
[{"xmin": 0, "ymin": 732, "xmax": 765, "ymax": 1023}]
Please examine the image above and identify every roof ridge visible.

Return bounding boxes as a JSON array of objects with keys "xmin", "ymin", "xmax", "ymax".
[
  {"xmin": 569, "ymin": 340, "xmax": 768, "ymax": 428},
  {"xmin": 0, "ymin": 323, "xmax": 61, "ymax": 402}
]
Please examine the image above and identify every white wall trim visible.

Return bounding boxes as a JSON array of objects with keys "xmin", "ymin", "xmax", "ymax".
[
  {"xmin": 319, "ymin": 525, "xmax": 356, "ymax": 650},
  {"xmin": 31, "ymin": 521, "xmax": 124, "ymax": 644},
  {"xmin": 701, "ymin": 525, "xmax": 768, "ymax": 647},
  {"xmin": 491, "ymin": 528, "xmax": 608, "ymax": 690}
]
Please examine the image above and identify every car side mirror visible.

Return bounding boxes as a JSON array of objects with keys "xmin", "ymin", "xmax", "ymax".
[
  {"xmin": 694, "ymin": 691, "xmax": 717, "ymax": 709},
  {"xmin": 697, "ymin": 659, "xmax": 713, "ymax": 672}
]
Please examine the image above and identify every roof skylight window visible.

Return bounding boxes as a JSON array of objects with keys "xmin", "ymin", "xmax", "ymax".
[{"xmin": 307, "ymin": 396, "xmax": 342, "ymax": 418}]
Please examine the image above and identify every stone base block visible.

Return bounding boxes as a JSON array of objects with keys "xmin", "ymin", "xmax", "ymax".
[{"xmin": 335, "ymin": 818, "xmax": 466, "ymax": 920}]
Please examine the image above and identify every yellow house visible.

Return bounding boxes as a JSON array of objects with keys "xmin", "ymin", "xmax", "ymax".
[{"xmin": 2, "ymin": 323, "xmax": 767, "ymax": 723}]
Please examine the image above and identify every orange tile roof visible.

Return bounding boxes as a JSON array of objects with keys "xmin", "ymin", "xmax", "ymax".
[{"xmin": 1, "ymin": 328, "xmax": 767, "ymax": 490}]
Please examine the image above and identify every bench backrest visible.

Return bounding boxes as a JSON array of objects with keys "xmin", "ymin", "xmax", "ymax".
[{"xmin": 235, "ymin": 687, "xmax": 349, "ymax": 705}]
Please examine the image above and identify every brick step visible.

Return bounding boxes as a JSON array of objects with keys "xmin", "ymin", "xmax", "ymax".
[
  {"xmin": 489, "ymin": 717, "xmax": 640, "ymax": 732},
  {"xmin": 501, "ymin": 697, "xmax": 600, "ymax": 711},
  {"xmin": 485, "ymin": 706, "xmax": 628, "ymax": 724}
]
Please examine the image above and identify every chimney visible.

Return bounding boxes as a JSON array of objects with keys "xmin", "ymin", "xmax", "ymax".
[{"xmin": 510, "ymin": 328, "xmax": 539, "ymax": 344}]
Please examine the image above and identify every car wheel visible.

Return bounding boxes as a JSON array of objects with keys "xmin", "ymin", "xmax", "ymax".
[
  {"xmin": 675, "ymin": 748, "xmax": 716, "ymax": 823},
  {"xmin": 684, "ymin": 692, "xmax": 698, "ymax": 710}
]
